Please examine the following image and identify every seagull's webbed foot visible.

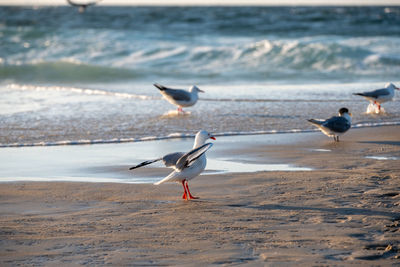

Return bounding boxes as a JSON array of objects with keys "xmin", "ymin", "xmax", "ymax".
[
  {"xmin": 184, "ymin": 180, "xmax": 199, "ymax": 200},
  {"xmin": 181, "ymin": 180, "xmax": 188, "ymax": 201},
  {"xmin": 180, "ymin": 180, "xmax": 199, "ymax": 201}
]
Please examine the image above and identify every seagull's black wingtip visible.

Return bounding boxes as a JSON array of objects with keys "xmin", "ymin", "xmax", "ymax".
[{"xmin": 153, "ymin": 83, "xmax": 167, "ymax": 91}]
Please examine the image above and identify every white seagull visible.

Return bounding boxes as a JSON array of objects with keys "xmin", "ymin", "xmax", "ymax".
[
  {"xmin": 308, "ymin": 108, "xmax": 352, "ymax": 142},
  {"xmin": 154, "ymin": 83, "xmax": 204, "ymax": 113},
  {"xmin": 129, "ymin": 130, "xmax": 215, "ymax": 200},
  {"xmin": 353, "ymin": 83, "xmax": 399, "ymax": 112}
]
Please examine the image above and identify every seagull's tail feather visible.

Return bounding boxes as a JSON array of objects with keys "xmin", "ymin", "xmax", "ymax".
[
  {"xmin": 154, "ymin": 171, "xmax": 177, "ymax": 185},
  {"xmin": 153, "ymin": 83, "xmax": 168, "ymax": 91},
  {"xmin": 308, "ymin": 119, "xmax": 324, "ymax": 126},
  {"xmin": 129, "ymin": 158, "xmax": 162, "ymax": 170},
  {"xmin": 353, "ymin": 93, "xmax": 365, "ymax": 97}
]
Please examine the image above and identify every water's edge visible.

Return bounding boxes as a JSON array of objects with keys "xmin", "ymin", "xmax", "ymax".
[{"xmin": 2, "ymin": 121, "xmax": 399, "ymax": 148}]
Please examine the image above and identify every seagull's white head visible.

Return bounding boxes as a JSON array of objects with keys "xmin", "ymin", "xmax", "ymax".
[
  {"xmin": 190, "ymin": 85, "xmax": 205, "ymax": 93},
  {"xmin": 385, "ymin": 83, "xmax": 400, "ymax": 90},
  {"xmin": 194, "ymin": 130, "xmax": 216, "ymax": 148}
]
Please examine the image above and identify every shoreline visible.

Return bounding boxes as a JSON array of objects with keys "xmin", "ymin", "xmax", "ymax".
[
  {"xmin": 1, "ymin": 120, "xmax": 400, "ymax": 148},
  {"xmin": 0, "ymin": 125, "xmax": 399, "ymax": 265}
]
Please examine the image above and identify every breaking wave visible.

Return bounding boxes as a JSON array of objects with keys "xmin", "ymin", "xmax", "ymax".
[
  {"xmin": 2, "ymin": 38, "xmax": 400, "ymax": 84},
  {"xmin": 5, "ymin": 83, "xmax": 155, "ymax": 100}
]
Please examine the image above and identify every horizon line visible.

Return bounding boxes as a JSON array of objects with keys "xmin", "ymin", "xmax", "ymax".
[{"xmin": 2, "ymin": 0, "xmax": 400, "ymax": 7}]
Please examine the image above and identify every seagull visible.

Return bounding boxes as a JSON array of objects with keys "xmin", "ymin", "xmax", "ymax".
[
  {"xmin": 154, "ymin": 83, "xmax": 204, "ymax": 113},
  {"xmin": 308, "ymin": 108, "xmax": 352, "ymax": 142},
  {"xmin": 353, "ymin": 83, "xmax": 399, "ymax": 112},
  {"xmin": 129, "ymin": 130, "xmax": 216, "ymax": 200},
  {"xmin": 66, "ymin": 0, "xmax": 102, "ymax": 13}
]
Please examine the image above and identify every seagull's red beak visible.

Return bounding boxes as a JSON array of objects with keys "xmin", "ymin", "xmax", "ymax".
[{"xmin": 210, "ymin": 136, "xmax": 216, "ymax": 140}]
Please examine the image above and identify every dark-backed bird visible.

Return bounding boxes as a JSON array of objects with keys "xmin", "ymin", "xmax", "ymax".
[
  {"xmin": 308, "ymin": 108, "xmax": 352, "ymax": 142},
  {"xmin": 129, "ymin": 130, "xmax": 215, "ymax": 200}
]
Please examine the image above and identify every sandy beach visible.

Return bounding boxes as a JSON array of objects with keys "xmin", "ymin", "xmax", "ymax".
[{"xmin": 0, "ymin": 125, "xmax": 399, "ymax": 265}]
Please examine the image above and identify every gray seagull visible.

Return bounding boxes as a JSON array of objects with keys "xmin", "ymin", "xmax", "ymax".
[
  {"xmin": 353, "ymin": 83, "xmax": 399, "ymax": 112},
  {"xmin": 154, "ymin": 83, "xmax": 204, "ymax": 113}
]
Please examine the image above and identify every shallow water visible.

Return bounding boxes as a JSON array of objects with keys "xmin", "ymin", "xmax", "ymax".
[
  {"xmin": 0, "ymin": 134, "xmax": 312, "ymax": 183},
  {"xmin": 206, "ymin": 159, "xmax": 312, "ymax": 174}
]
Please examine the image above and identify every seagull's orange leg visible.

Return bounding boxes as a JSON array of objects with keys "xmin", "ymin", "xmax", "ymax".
[
  {"xmin": 374, "ymin": 101, "xmax": 381, "ymax": 112},
  {"xmin": 185, "ymin": 180, "xmax": 199, "ymax": 200},
  {"xmin": 181, "ymin": 180, "xmax": 188, "ymax": 200}
]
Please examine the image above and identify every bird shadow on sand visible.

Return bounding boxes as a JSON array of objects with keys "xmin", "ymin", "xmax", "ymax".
[{"xmin": 315, "ymin": 140, "xmax": 349, "ymax": 150}]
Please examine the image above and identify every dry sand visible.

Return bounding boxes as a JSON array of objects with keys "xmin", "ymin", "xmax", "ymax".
[{"xmin": 0, "ymin": 126, "xmax": 399, "ymax": 266}]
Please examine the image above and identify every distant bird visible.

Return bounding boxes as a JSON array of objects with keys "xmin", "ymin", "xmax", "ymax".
[
  {"xmin": 66, "ymin": 0, "xmax": 102, "ymax": 13},
  {"xmin": 129, "ymin": 130, "xmax": 216, "ymax": 200},
  {"xmin": 353, "ymin": 83, "xmax": 399, "ymax": 112},
  {"xmin": 154, "ymin": 83, "xmax": 204, "ymax": 113},
  {"xmin": 308, "ymin": 108, "xmax": 352, "ymax": 142}
]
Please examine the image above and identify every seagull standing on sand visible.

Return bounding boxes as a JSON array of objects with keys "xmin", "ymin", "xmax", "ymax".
[
  {"xmin": 308, "ymin": 108, "xmax": 352, "ymax": 142},
  {"xmin": 129, "ymin": 130, "xmax": 216, "ymax": 200},
  {"xmin": 154, "ymin": 83, "xmax": 204, "ymax": 113},
  {"xmin": 353, "ymin": 83, "xmax": 399, "ymax": 112}
]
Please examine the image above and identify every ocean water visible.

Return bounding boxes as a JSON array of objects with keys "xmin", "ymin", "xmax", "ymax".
[{"xmin": 1, "ymin": 6, "xmax": 400, "ymax": 146}]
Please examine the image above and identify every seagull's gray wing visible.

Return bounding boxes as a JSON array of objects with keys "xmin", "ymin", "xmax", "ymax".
[
  {"xmin": 357, "ymin": 88, "xmax": 390, "ymax": 99},
  {"xmin": 129, "ymin": 151, "xmax": 184, "ymax": 170},
  {"xmin": 162, "ymin": 152, "xmax": 185, "ymax": 167},
  {"xmin": 323, "ymin": 116, "xmax": 351, "ymax": 133},
  {"xmin": 162, "ymin": 88, "xmax": 192, "ymax": 102},
  {"xmin": 175, "ymin": 143, "xmax": 213, "ymax": 171},
  {"xmin": 154, "ymin": 83, "xmax": 191, "ymax": 101}
]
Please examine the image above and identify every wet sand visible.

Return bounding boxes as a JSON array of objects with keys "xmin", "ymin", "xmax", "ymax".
[{"xmin": 0, "ymin": 126, "xmax": 399, "ymax": 266}]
